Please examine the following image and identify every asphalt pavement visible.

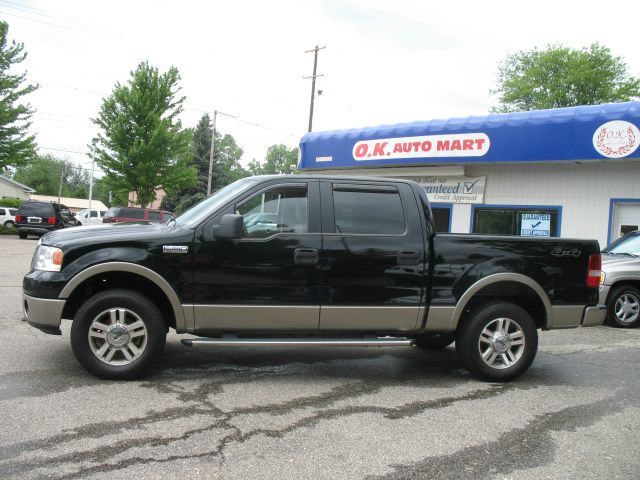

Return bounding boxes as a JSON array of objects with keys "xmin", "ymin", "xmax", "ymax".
[{"xmin": 0, "ymin": 235, "xmax": 638, "ymax": 479}]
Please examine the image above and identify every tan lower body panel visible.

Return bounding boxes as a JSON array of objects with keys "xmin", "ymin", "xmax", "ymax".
[
  {"xmin": 549, "ymin": 305, "xmax": 584, "ymax": 329},
  {"xmin": 193, "ymin": 305, "xmax": 320, "ymax": 331},
  {"xmin": 319, "ymin": 306, "xmax": 420, "ymax": 331}
]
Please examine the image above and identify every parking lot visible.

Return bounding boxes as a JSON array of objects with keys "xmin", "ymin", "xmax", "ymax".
[{"xmin": 0, "ymin": 235, "xmax": 639, "ymax": 479}]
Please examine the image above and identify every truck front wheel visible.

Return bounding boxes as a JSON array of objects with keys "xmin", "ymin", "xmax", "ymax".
[
  {"xmin": 456, "ymin": 303, "xmax": 537, "ymax": 382},
  {"xmin": 70, "ymin": 289, "xmax": 166, "ymax": 379}
]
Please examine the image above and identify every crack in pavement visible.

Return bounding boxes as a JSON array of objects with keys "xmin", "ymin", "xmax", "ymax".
[
  {"xmin": 0, "ymin": 382, "xmax": 511, "ymax": 478},
  {"xmin": 367, "ymin": 393, "xmax": 637, "ymax": 480}
]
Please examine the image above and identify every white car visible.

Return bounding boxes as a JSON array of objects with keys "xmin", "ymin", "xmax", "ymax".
[
  {"xmin": 75, "ymin": 208, "xmax": 106, "ymax": 226},
  {"xmin": 0, "ymin": 206, "xmax": 18, "ymax": 228}
]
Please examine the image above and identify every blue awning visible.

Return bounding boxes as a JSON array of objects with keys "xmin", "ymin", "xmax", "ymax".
[{"xmin": 298, "ymin": 101, "xmax": 640, "ymax": 169}]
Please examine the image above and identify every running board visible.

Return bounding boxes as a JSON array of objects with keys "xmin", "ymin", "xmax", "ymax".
[{"xmin": 181, "ymin": 337, "xmax": 414, "ymax": 348}]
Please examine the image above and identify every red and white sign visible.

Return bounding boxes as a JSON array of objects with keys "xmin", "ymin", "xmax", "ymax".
[
  {"xmin": 352, "ymin": 133, "xmax": 490, "ymax": 161},
  {"xmin": 593, "ymin": 121, "xmax": 639, "ymax": 158}
]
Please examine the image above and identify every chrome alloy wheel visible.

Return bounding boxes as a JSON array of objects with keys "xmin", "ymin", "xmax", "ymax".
[
  {"xmin": 478, "ymin": 317, "xmax": 525, "ymax": 369},
  {"xmin": 88, "ymin": 308, "xmax": 148, "ymax": 366},
  {"xmin": 614, "ymin": 293, "xmax": 640, "ymax": 325}
]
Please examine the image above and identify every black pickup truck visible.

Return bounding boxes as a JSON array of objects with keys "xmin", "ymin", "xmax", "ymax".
[{"xmin": 22, "ymin": 175, "xmax": 605, "ymax": 381}]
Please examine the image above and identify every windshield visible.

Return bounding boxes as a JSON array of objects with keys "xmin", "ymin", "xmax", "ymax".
[
  {"xmin": 604, "ymin": 233, "xmax": 640, "ymax": 256},
  {"xmin": 175, "ymin": 178, "xmax": 258, "ymax": 227}
]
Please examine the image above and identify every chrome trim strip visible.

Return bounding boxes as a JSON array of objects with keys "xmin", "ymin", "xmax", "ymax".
[
  {"xmin": 23, "ymin": 294, "xmax": 65, "ymax": 327},
  {"xmin": 59, "ymin": 262, "xmax": 187, "ymax": 333},
  {"xmin": 183, "ymin": 337, "xmax": 414, "ymax": 347},
  {"xmin": 581, "ymin": 305, "xmax": 606, "ymax": 327},
  {"xmin": 549, "ymin": 305, "xmax": 584, "ymax": 329},
  {"xmin": 424, "ymin": 306, "xmax": 456, "ymax": 332},
  {"xmin": 320, "ymin": 306, "xmax": 420, "ymax": 331},
  {"xmin": 193, "ymin": 305, "xmax": 320, "ymax": 331},
  {"xmin": 451, "ymin": 273, "xmax": 553, "ymax": 330}
]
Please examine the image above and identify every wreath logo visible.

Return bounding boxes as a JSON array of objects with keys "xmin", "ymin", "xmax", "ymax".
[{"xmin": 593, "ymin": 121, "xmax": 640, "ymax": 158}]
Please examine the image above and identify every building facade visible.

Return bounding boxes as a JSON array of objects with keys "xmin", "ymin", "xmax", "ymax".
[
  {"xmin": 0, "ymin": 174, "xmax": 35, "ymax": 201},
  {"xmin": 298, "ymin": 102, "xmax": 640, "ymax": 248}
]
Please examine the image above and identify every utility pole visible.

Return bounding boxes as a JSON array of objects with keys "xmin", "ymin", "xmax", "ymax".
[
  {"xmin": 304, "ymin": 45, "xmax": 325, "ymax": 132},
  {"xmin": 57, "ymin": 165, "xmax": 65, "ymax": 203},
  {"xmin": 207, "ymin": 110, "xmax": 217, "ymax": 197},
  {"xmin": 88, "ymin": 137, "xmax": 98, "ymax": 215},
  {"xmin": 207, "ymin": 110, "xmax": 236, "ymax": 196}
]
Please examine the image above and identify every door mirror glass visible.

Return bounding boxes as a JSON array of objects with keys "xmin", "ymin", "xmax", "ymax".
[{"xmin": 213, "ymin": 214, "xmax": 244, "ymax": 240}]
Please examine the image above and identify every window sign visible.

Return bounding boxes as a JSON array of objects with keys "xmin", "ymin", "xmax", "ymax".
[
  {"xmin": 521, "ymin": 213, "xmax": 551, "ymax": 237},
  {"xmin": 412, "ymin": 176, "xmax": 486, "ymax": 204}
]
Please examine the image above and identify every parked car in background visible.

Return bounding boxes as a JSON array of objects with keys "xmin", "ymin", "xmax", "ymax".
[
  {"xmin": 0, "ymin": 206, "xmax": 18, "ymax": 228},
  {"xmin": 600, "ymin": 230, "xmax": 640, "ymax": 327},
  {"xmin": 15, "ymin": 201, "xmax": 79, "ymax": 238},
  {"xmin": 75, "ymin": 208, "xmax": 106, "ymax": 226},
  {"xmin": 102, "ymin": 207, "xmax": 174, "ymax": 223}
]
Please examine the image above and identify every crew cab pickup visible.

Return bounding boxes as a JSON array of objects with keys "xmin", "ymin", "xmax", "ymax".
[{"xmin": 22, "ymin": 175, "xmax": 606, "ymax": 381}]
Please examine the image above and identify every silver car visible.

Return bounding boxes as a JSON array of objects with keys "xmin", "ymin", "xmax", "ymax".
[{"xmin": 600, "ymin": 230, "xmax": 640, "ymax": 327}]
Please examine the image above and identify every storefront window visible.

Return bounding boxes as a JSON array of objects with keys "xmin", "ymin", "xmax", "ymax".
[
  {"xmin": 472, "ymin": 206, "xmax": 560, "ymax": 237},
  {"xmin": 431, "ymin": 205, "xmax": 451, "ymax": 233}
]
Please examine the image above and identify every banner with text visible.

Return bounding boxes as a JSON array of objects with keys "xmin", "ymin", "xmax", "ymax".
[{"xmin": 412, "ymin": 176, "xmax": 486, "ymax": 204}]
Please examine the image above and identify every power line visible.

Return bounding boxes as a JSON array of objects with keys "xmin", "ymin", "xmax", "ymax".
[{"xmin": 0, "ymin": 0, "xmax": 99, "ymax": 29}]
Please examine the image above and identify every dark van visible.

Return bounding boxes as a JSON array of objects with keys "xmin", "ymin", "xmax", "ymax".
[
  {"xmin": 15, "ymin": 201, "xmax": 79, "ymax": 239},
  {"xmin": 102, "ymin": 207, "xmax": 174, "ymax": 223}
]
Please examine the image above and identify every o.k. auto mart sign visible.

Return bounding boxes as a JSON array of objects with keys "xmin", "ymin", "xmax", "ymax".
[{"xmin": 411, "ymin": 176, "xmax": 486, "ymax": 204}]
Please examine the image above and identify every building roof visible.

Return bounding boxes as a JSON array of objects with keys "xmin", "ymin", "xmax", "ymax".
[
  {"xmin": 29, "ymin": 195, "xmax": 108, "ymax": 211},
  {"xmin": 299, "ymin": 101, "xmax": 640, "ymax": 169},
  {"xmin": 0, "ymin": 174, "xmax": 36, "ymax": 193}
]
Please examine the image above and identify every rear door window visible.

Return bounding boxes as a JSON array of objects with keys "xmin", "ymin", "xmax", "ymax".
[
  {"xmin": 149, "ymin": 211, "xmax": 161, "ymax": 221},
  {"xmin": 332, "ymin": 185, "xmax": 406, "ymax": 235}
]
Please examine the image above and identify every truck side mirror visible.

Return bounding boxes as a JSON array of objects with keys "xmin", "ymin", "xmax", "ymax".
[{"xmin": 213, "ymin": 214, "xmax": 244, "ymax": 240}]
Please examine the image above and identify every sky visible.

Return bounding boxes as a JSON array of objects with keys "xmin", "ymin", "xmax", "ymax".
[{"xmin": 3, "ymin": 0, "xmax": 640, "ymax": 176}]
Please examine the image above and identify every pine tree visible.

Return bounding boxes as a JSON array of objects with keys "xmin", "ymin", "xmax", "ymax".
[{"xmin": 0, "ymin": 21, "xmax": 38, "ymax": 169}]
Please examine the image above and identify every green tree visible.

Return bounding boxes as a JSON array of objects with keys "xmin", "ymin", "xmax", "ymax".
[
  {"xmin": 492, "ymin": 43, "xmax": 640, "ymax": 113},
  {"xmin": 162, "ymin": 116, "xmax": 249, "ymax": 215},
  {"xmin": 13, "ymin": 154, "xmax": 89, "ymax": 197},
  {"xmin": 0, "ymin": 21, "xmax": 38, "ymax": 169},
  {"xmin": 93, "ymin": 61, "xmax": 196, "ymax": 207},
  {"xmin": 162, "ymin": 114, "xmax": 210, "ymax": 214},
  {"xmin": 211, "ymin": 132, "xmax": 247, "ymax": 190},
  {"xmin": 248, "ymin": 144, "xmax": 298, "ymax": 176}
]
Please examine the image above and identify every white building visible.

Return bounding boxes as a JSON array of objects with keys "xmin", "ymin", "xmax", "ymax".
[
  {"xmin": 0, "ymin": 174, "xmax": 35, "ymax": 200},
  {"xmin": 299, "ymin": 102, "xmax": 640, "ymax": 249}
]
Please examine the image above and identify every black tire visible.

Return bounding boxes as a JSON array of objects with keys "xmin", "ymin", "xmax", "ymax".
[
  {"xmin": 605, "ymin": 285, "xmax": 640, "ymax": 328},
  {"xmin": 18, "ymin": 230, "xmax": 27, "ymax": 239},
  {"xmin": 414, "ymin": 332, "xmax": 456, "ymax": 350},
  {"xmin": 4, "ymin": 221, "xmax": 15, "ymax": 228},
  {"xmin": 70, "ymin": 289, "xmax": 166, "ymax": 379},
  {"xmin": 456, "ymin": 303, "xmax": 538, "ymax": 382}
]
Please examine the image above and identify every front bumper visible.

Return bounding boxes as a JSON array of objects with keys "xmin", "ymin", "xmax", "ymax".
[
  {"xmin": 582, "ymin": 304, "xmax": 607, "ymax": 327},
  {"xmin": 22, "ymin": 293, "xmax": 65, "ymax": 335}
]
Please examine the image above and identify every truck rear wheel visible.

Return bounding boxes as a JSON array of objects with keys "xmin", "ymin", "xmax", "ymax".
[
  {"xmin": 456, "ymin": 303, "xmax": 537, "ymax": 382},
  {"xmin": 70, "ymin": 289, "xmax": 166, "ymax": 379}
]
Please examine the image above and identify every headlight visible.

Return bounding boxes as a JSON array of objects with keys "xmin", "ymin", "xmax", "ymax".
[
  {"xmin": 33, "ymin": 245, "xmax": 64, "ymax": 272},
  {"xmin": 600, "ymin": 272, "xmax": 606, "ymax": 285}
]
